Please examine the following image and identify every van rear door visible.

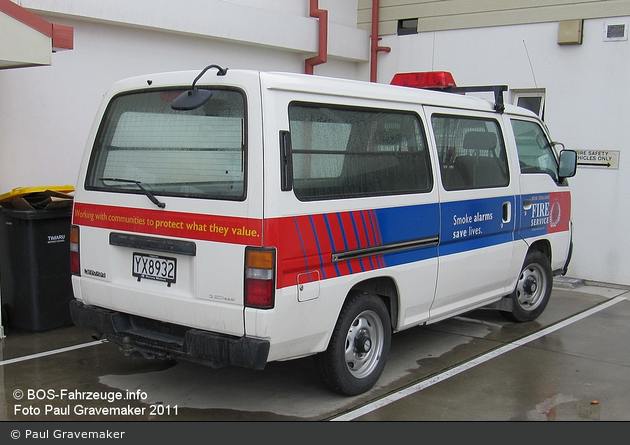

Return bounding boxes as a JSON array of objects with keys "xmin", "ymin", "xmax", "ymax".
[{"xmin": 72, "ymin": 71, "xmax": 264, "ymax": 338}]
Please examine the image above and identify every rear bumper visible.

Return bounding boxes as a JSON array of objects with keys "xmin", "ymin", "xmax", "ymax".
[{"xmin": 69, "ymin": 300, "xmax": 269, "ymax": 370}]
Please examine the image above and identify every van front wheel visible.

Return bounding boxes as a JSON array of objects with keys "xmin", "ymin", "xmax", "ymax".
[
  {"xmin": 315, "ymin": 291, "xmax": 391, "ymax": 396},
  {"xmin": 502, "ymin": 250, "xmax": 552, "ymax": 322}
]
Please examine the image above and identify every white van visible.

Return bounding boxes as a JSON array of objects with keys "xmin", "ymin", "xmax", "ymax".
[{"xmin": 69, "ymin": 65, "xmax": 577, "ymax": 396}]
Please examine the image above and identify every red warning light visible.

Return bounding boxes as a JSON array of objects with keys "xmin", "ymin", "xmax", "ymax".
[{"xmin": 390, "ymin": 71, "xmax": 457, "ymax": 89}]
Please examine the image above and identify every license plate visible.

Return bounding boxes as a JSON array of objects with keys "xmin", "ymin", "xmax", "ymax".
[{"xmin": 133, "ymin": 252, "xmax": 176, "ymax": 286}]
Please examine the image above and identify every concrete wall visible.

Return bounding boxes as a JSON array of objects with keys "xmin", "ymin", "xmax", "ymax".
[{"xmin": 375, "ymin": 17, "xmax": 630, "ymax": 286}]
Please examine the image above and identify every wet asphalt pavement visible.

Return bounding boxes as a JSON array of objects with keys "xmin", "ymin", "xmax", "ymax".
[{"xmin": 1, "ymin": 279, "xmax": 629, "ymax": 422}]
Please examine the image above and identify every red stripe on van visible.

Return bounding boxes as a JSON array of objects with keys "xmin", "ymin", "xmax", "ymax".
[
  {"xmin": 337, "ymin": 211, "xmax": 365, "ymax": 273},
  {"xmin": 264, "ymin": 211, "xmax": 389, "ymax": 289},
  {"xmin": 365, "ymin": 209, "xmax": 385, "ymax": 268},
  {"xmin": 325, "ymin": 213, "xmax": 352, "ymax": 276},
  {"xmin": 72, "ymin": 202, "xmax": 263, "ymax": 245},
  {"xmin": 547, "ymin": 191, "xmax": 571, "ymax": 234},
  {"xmin": 309, "ymin": 213, "xmax": 339, "ymax": 280},
  {"xmin": 350, "ymin": 210, "xmax": 375, "ymax": 271}
]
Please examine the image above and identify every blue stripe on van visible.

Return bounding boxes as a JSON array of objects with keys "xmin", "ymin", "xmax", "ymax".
[
  {"xmin": 373, "ymin": 203, "xmax": 440, "ymax": 266},
  {"xmin": 437, "ymin": 196, "xmax": 517, "ymax": 257}
]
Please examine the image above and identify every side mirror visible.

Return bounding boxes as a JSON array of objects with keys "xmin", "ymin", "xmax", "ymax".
[
  {"xmin": 558, "ymin": 149, "xmax": 577, "ymax": 179},
  {"xmin": 551, "ymin": 141, "xmax": 565, "ymax": 154}
]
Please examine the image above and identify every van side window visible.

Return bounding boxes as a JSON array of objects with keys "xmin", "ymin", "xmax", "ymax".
[
  {"xmin": 511, "ymin": 119, "xmax": 559, "ymax": 181},
  {"xmin": 431, "ymin": 114, "xmax": 509, "ymax": 191},
  {"xmin": 288, "ymin": 103, "xmax": 432, "ymax": 200}
]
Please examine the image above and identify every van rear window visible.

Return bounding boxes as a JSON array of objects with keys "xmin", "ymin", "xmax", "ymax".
[
  {"xmin": 86, "ymin": 88, "xmax": 246, "ymax": 201},
  {"xmin": 288, "ymin": 103, "xmax": 432, "ymax": 200}
]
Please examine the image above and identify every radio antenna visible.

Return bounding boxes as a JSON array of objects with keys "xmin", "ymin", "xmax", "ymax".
[{"xmin": 522, "ymin": 40, "xmax": 538, "ymax": 88}]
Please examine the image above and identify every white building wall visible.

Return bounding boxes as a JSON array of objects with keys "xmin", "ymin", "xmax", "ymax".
[
  {"xmin": 1, "ymin": 1, "xmax": 628, "ymax": 286},
  {"xmin": 0, "ymin": 0, "xmax": 368, "ymax": 196},
  {"xmin": 376, "ymin": 17, "xmax": 630, "ymax": 286}
]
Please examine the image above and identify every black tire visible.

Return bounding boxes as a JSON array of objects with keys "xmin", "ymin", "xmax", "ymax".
[
  {"xmin": 501, "ymin": 250, "xmax": 552, "ymax": 322},
  {"xmin": 315, "ymin": 291, "xmax": 391, "ymax": 396}
]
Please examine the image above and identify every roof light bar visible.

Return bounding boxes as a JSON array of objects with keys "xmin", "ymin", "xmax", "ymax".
[
  {"xmin": 390, "ymin": 71, "xmax": 457, "ymax": 89},
  {"xmin": 390, "ymin": 71, "xmax": 508, "ymax": 114}
]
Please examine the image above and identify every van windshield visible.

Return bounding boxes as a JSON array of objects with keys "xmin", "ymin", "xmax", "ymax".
[{"xmin": 86, "ymin": 88, "xmax": 246, "ymax": 201}]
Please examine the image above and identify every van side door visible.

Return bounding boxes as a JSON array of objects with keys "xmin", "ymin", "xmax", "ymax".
[{"xmin": 428, "ymin": 110, "xmax": 519, "ymax": 321}]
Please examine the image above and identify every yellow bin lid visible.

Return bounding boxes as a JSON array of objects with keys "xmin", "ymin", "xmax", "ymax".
[{"xmin": 0, "ymin": 185, "xmax": 75, "ymax": 202}]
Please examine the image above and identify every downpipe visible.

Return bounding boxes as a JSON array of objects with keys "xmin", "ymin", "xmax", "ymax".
[
  {"xmin": 305, "ymin": 0, "xmax": 328, "ymax": 74},
  {"xmin": 371, "ymin": 0, "xmax": 391, "ymax": 82}
]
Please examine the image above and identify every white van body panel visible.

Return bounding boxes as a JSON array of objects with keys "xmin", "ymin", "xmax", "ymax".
[{"xmin": 69, "ymin": 68, "xmax": 575, "ymax": 393}]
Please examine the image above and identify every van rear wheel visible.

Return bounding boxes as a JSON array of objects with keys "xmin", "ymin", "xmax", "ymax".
[
  {"xmin": 315, "ymin": 291, "xmax": 391, "ymax": 396},
  {"xmin": 502, "ymin": 250, "xmax": 552, "ymax": 322}
]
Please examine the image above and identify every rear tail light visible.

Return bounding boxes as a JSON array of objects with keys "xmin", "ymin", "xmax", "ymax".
[
  {"xmin": 244, "ymin": 247, "xmax": 275, "ymax": 309},
  {"xmin": 70, "ymin": 225, "xmax": 80, "ymax": 276}
]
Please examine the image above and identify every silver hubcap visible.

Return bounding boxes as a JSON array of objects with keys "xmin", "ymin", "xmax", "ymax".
[
  {"xmin": 516, "ymin": 262, "xmax": 547, "ymax": 311},
  {"xmin": 344, "ymin": 310, "xmax": 384, "ymax": 379}
]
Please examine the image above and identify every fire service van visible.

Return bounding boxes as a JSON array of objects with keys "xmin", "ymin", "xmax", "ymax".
[{"xmin": 69, "ymin": 65, "xmax": 577, "ymax": 396}]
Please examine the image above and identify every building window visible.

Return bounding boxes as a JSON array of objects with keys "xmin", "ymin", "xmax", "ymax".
[
  {"xmin": 397, "ymin": 18, "xmax": 418, "ymax": 36},
  {"xmin": 512, "ymin": 90, "xmax": 546, "ymax": 119}
]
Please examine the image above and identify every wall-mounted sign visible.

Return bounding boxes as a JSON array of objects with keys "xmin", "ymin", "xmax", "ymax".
[{"xmin": 576, "ymin": 150, "xmax": 619, "ymax": 169}]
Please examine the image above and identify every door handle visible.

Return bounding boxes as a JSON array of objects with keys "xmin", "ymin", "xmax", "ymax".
[
  {"xmin": 503, "ymin": 201, "xmax": 512, "ymax": 223},
  {"xmin": 523, "ymin": 199, "xmax": 532, "ymax": 210}
]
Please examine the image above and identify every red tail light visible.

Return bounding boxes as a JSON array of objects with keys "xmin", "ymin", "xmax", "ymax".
[
  {"xmin": 244, "ymin": 247, "xmax": 275, "ymax": 309},
  {"xmin": 70, "ymin": 225, "xmax": 80, "ymax": 276}
]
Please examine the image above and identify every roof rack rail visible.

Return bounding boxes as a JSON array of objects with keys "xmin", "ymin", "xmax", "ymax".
[{"xmin": 446, "ymin": 85, "xmax": 508, "ymax": 114}]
